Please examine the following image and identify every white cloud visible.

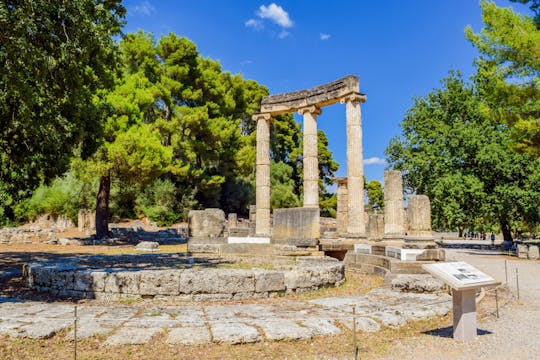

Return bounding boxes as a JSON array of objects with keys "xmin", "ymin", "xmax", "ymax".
[
  {"xmin": 364, "ymin": 157, "xmax": 387, "ymax": 165},
  {"xmin": 245, "ymin": 18, "xmax": 263, "ymax": 30},
  {"xmin": 320, "ymin": 33, "xmax": 331, "ymax": 40},
  {"xmin": 132, "ymin": 1, "xmax": 155, "ymax": 16},
  {"xmin": 278, "ymin": 30, "xmax": 289, "ymax": 39},
  {"xmin": 256, "ymin": 3, "xmax": 293, "ymax": 28}
]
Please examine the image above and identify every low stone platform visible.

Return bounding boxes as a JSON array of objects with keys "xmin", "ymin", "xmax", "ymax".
[
  {"xmin": 23, "ymin": 254, "xmax": 344, "ymax": 301},
  {"xmin": 0, "ymin": 288, "xmax": 452, "ymax": 344},
  {"xmin": 344, "ymin": 252, "xmax": 436, "ymax": 278},
  {"xmin": 188, "ymin": 240, "xmax": 324, "ymax": 257}
]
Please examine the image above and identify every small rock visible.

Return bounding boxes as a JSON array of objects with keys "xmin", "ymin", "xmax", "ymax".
[
  {"xmin": 528, "ymin": 245, "xmax": 539, "ymax": 260},
  {"xmin": 135, "ymin": 241, "xmax": 159, "ymax": 252},
  {"xmin": 517, "ymin": 244, "xmax": 528, "ymax": 259},
  {"xmin": 391, "ymin": 275, "xmax": 445, "ymax": 293}
]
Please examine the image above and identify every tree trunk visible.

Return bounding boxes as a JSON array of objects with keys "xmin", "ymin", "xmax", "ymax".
[
  {"xmin": 500, "ymin": 219, "xmax": 513, "ymax": 242},
  {"xmin": 95, "ymin": 173, "xmax": 111, "ymax": 239}
]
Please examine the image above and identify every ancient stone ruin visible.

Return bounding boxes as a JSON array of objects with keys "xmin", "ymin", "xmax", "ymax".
[{"xmin": 186, "ymin": 75, "xmax": 444, "ymax": 277}]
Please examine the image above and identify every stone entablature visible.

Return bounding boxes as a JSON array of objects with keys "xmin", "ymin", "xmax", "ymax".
[
  {"xmin": 24, "ymin": 255, "xmax": 344, "ymax": 301},
  {"xmin": 260, "ymin": 75, "xmax": 364, "ymax": 115}
]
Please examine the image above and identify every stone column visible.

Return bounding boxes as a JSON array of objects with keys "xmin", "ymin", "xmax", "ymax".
[
  {"xmin": 334, "ymin": 177, "xmax": 348, "ymax": 237},
  {"xmin": 383, "ymin": 170, "xmax": 405, "ymax": 240},
  {"xmin": 342, "ymin": 93, "xmax": 367, "ymax": 237},
  {"xmin": 253, "ymin": 113, "xmax": 272, "ymax": 236},
  {"xmin": 298, "ymin": 106, "xmax": 321, "ymax": 208},
  {"xmin": 405, "ymin": 194, "xmax": 435, "ymax": 248}
]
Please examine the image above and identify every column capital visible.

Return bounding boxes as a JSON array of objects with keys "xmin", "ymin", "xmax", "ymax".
[
  {"xmin": 340, "ymin": 92, "xmax": 367, "ymax": 105},
  {"xmin": 297, "ymin": 105, "xmax": 322, "ymax": 116},
  {"xmin": 252, "ymin": 113, "xmax": 272, "ymax": 122}
]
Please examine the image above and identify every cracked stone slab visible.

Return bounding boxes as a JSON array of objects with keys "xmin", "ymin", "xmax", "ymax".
[
  {"xmin": 0, "ymin": 319, "xmax": 25, "ymax": 336},
  {"xmin": 166, "ymin": 326, "xmax": 211, "ymax": 345},
  {"xmin": 165, "ymin": 306, "xmax": 206, "ymax": 326},
  {"xmin": 204, "ymin": 304, "xmax": 276, "ymax": 321},
  {"xmin": 66, "ymin": 319, "xmax": 114, "ymax": 340},
  {"xmin": 340, "ymin": 317, "xmax": 381, "ymax": 332},
  {"xmin": 124, "ymin": 309, "xmax": 175, "ymax": 328},
  {"xmin": 103, "ymin": 327, "xmax": 163, "ymax": 345},
  {"xmin": 252, "ymin": 319, "xmax": 312, "ymax": 341},
  {"xmin": 299, "ymin": 318, "xmax": 342, "ymax": 336},
  {"xmin": 210, "ymin": 321, "xmax": 261, "ymax": 344},
  {"xmin": 14, "ymin": 319, "xmax": 72, "ymax": 339}
]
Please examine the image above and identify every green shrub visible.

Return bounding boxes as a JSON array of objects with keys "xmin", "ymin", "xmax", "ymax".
[
  {"xmin": 135, "ymin": 178, "xmax": 193, "ymax": 226},
  {"xmin": 14, "ymin": 172, "xmax": 86, "ymax": 223}
]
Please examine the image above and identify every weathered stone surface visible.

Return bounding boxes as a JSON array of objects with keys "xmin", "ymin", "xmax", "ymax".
[
  {"xmin": 228, "ymin": 213, "xmax": 238, "ymax": 229},
  {"xmin": 187, "ymin": 243, "xmax": 221, "ymax": 253},
  {"xmin": 517, "ymin": 244, "xmax": 528, "ymax": 259},
  {"xmin": 66, "ymin": 319, "xmax": 112, "ymax": 340},
  {"xmin": 135, "ymin": 241, "xmax": 159, "ymax": 252},
  {"xmin": 254, "ymin": 114, "xmax": 271, "ymax": 236},
  {"xmin": 166, "ymin": 326, "xmax": 211, "ymax": 345},
  {"xmin": 345, "ymin": 94, "xmax": 366, "ymax": 237},
  {"xmin": 260, "ymin": 75, "xmax": 360, "ymax": 115},
  {"xmin": 0, "ymin": 284, "xmax": 452, "ymax": 345},
  {"xmin": 391, "ymin": 274, "xmax": 445, "ymax": 293},
  {"xmin": 139, "ymin": 270, "xmax": 180, "ymax": 296},
  {"xmin": 340, "ymin": 317, "xmax": 380, "ymax": 332},
  {"xmin": 16, "ymin": 319, "xmax": 72, "ymax": 339},
  {"xmin": 254, "ymin": 270, "xmax": 285, "ymax": 293},
  {"xmin": 104, "ymin": 327, "xmax": 162, "ymax": 345},
  {"xmin": 299, "ymin": 318, "xmax": 341, "ymax": 336},
  {"xmin": 367, "ymin": 214, "xmax": 384, "ymax": 240},
  {"xmin": 335, "ymin": 177, "xmax": 349, "ymax": 236},
  {"xmin": 273, "ymin": 207, "xmax": 320, "ymax": 244},
  {"xmin": 188, "ymin": 209, "xmax": 225, "ymax": 238},
  {"xmin": 25, "ymin": 256, "xmax": 344, "ymax": 299},
  {"xmin": 254, "ymin": 319, "xmax": 312, "ymax": 341},
  {"xmin": 384, "ymin": 170, "xmax": 404, "ymax": 238},
  {"xmin": 78, "ymin": 210, "xmax": 95, "ymax": 231},
  {"xmin": 300, "ymin": 106, "xmax": 320, "ymax": 208},
  {"xmin": 210, "ymin": 321, "xmax": 261, "ymax": 344},
  {"xmin": 405, "ymin": 195, "xmax": 435, "ymax": 247},
  {"xmin": 528, "ymin": 245, "xmax": 539, "ymax": 260}
]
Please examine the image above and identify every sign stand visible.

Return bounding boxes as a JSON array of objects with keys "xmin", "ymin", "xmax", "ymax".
[{"xmin": 423, "ymin": 261, "xmax": 500, "ymax": 342}]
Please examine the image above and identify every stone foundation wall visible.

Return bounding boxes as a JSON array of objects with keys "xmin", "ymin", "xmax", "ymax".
[{"xmin": 24, "ymin": 258, "xmax": 344, "ymax": 301}]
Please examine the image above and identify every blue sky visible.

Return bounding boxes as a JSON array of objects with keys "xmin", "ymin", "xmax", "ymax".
[{"xmin": 121, "ymin": 0, "xmax": 531, "ymax": 185}]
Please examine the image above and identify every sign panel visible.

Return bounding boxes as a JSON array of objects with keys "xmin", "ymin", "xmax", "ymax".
[{"xmin": 422, "ymin": 261, "xmax": 500, "ymax": 290}]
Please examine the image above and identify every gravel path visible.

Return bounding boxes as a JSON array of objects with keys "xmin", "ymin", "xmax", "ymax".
[{"xmin": 382, "ymin": 246, "xmax": 540, "ymax": 360}]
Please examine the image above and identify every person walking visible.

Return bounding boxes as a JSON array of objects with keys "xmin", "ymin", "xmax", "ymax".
[{"xmin": 490, "ymin": 232, "xmax": 495, "ymax": 246}]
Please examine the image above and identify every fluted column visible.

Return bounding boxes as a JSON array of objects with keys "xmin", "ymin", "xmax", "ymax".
[
  {"xmin": 334, "ymin": 177, "xmax": 348, "ymax": 236},
  {"xmin": 298, "ymin": 106, "xmax": 321, "ymax": 208},
  {"xmin": 341, "ymin": 93, "xmax": 367, "ymax": 237},
  {"xmin": 253, "ymin": 113, "xmax": 272, "ymax": 236}
]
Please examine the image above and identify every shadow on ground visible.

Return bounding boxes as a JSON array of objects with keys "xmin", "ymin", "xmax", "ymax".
[{"xmin": 423, "ymin": 326, "xmax": 492, "ymax": 338}]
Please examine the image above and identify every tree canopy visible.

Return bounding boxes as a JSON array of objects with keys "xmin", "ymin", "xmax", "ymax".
[
  {"xmin": 466, "ymin": 0, "xmax": 540, "ymax": 157},
  {"xmin": 386, "ymin": 73, "xmax": 540, "ymax": 240},
  {"xmin": 0, "ymin": 0, "xmax": 125, "ymax": 221}
]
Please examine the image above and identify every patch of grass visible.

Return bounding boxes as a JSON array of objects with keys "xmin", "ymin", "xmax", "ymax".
[{"xmin": 116, "ymin": 298, "xmax": 142, "ymax": 305}]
